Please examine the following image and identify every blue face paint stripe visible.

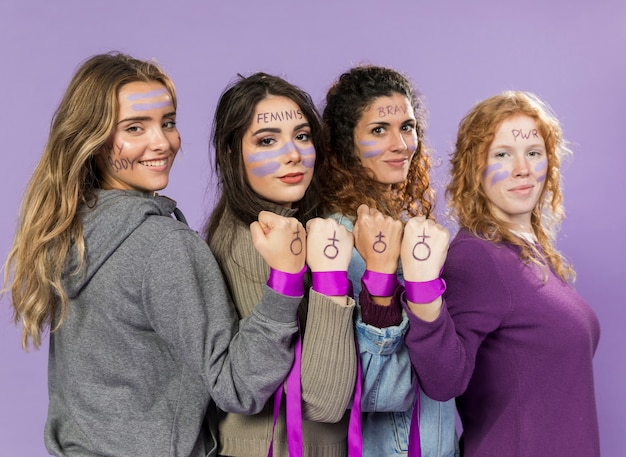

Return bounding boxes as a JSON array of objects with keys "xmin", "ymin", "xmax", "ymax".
[
  {"xmin": 302, "ymin": 158, "xmax": 315, "ymax": 169},
  {"xmin": 358, "ymin": 140, "xmax": 377, "ymax": 147},
  {"xmin": 250, "ymin": 161, "xmax": 281, "ymax": 177},
  {"xmin": 490, "ymin": 170, "xmax": 509, "ymax": 186},
  {"xmin": 362, "ymin": 149, "xmax": 384, "ymax": 159},
  {"xmin": 126, "ymin": 88, "xmax": 169, "ymax": 100},
  {"xmin": 131, "ymin": 100, "xmax": 173, "ymax": 111},
  {"xmin": 535, "ymin": 160, "xmax": 548, "ymax": 172}
]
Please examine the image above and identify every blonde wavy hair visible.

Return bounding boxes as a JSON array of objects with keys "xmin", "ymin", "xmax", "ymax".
[
  {"xmin": 3, "ymin": 52, "xmax": 176, "ymax": 349},
  {"xmin": 447, "ymin": 91, "xmax": 574, "ymax": 282},
  {"xmin": 320, "ymin": 65, "xmax": 434, "ymax": 221}
]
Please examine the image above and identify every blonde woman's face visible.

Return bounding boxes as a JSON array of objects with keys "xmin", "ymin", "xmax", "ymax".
[
  {"xmin": 241, "ymin": 95, "xmax": 315, "ymax": 208},
  {"xmin": 481, "ymin": 115, "xmax": 548, "ymax": 231},
  {"xmin": 353, "ymin": 93, "xmax": 417, "ymax": 186},
  {"xmin": 96, "ymin": 81, "xmax": 180, "ymax": 194}
]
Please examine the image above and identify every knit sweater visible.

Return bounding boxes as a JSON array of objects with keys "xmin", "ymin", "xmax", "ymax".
[
  {"xmin": 209, "ymin": 204, "xmax": 357, "ymax": 457},
  {"xmin": 405, "ymin": 229, "xmax": 601, "ymax": 457},
  {"xmin": 45, "ymin": 190, "xmax": 301, "ymax": 457}
]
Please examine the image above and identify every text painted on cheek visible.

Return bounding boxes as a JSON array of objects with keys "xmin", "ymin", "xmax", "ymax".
[
  {"xmin": 512, "ymin": 129, "xmax": 539, "ymax": 141},
  {"xmin": 256, "ymin": 110, "xmax": 303, "ymax": 124},
  {"xmin": 107, "ymin": 143, "xmax": 135, "ymax": 172},
  {"xmin": 377, "ymin": 105, "xmax": 407, "ymax": 117}
]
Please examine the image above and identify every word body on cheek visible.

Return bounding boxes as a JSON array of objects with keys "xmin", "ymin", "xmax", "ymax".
[
  {"xmin": 377, "ymin": 105, "xmax": 407, "ymax": 117},
  {"xmin": 511, "ymin": 129, "xmax": 539, "ymax": 141},
  {"xmin": 108, "ymin": 154, "xmax": 135, "ymax": 173},
  {"xmin": 256, "ymin": 110, "xmax": 303, "ymax": 124}
]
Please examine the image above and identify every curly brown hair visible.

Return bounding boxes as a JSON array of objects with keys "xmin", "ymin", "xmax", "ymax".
[
  {"xmin": 319, "ymin": 65, "xmax": 434, "ymax": 221},
  {"xmin": 447, "ymin": 91, "xmax": 575, "ymax": 282}
]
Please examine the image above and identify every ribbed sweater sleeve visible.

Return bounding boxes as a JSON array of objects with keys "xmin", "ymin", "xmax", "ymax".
[{"xmin": 210, "ymin": 206, "xmax": 356, "ymax": 422}]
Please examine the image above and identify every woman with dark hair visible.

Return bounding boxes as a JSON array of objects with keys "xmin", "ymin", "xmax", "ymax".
[
  {"xmin": 204, "ymin": 72, "xmax": 358, "ymax": 456},
  {"xmin": 3, "ymin": 53, "xmax": 305, "ymax": 457},
  {"xmin": 319, "ymin": 65, "xmax": 458, "ymax": 457},
  {"xmin": 402, "ymin": 91, "xmax": 600, "ymax": 456}
]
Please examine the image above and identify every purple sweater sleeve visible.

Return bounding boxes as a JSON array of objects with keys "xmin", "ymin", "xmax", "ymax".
[{"xmin": 403, "ymin": 232, "xmax": 511, "ymax": 401}]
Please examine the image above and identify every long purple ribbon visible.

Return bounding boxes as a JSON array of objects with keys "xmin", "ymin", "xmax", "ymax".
[{"xmin": 407, "ymin": 379, "xmax": 422, "ymax": 457}]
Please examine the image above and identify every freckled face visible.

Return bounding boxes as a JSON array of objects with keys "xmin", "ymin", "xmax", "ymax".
[
  {"xmin": 96, "ymin": 81, "xmax": 180, "ymax": 194},
  {"xmin": 242, "ymin": 96, "xmax": 315, "ymax": 208},
  {"xmin": 482, "ymin": 115, "xmax": 548, "ymax": 230},
  {"xmin": 353, "ymin": 93, "xmax": 417, "ymax": 185}
]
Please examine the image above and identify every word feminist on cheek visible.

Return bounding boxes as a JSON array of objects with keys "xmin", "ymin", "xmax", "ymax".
[
  {"xmin": 512, "ymin": 128, "xmax": 539, "ymax": 141},
  {"xmin": 256, "ymin": 109, "xmax": 303, "ymax": 124},
  {"xmin": 323, "ymin": 231, "xmax": 340, "ymax": 259},
  {"xmin": 358, "ymin": 140, "xmax": 383, "ymax": 159},
  {"xmin": 485, "ymin": 163, "xmax": 508, "ymax": 186},
  {"xmin": 377, "ymin": 104, "xmax": 407, "ymax": 117},
  {"xmin": 127, "ymin": 88, "xmax": 173, "ymax": 111}
]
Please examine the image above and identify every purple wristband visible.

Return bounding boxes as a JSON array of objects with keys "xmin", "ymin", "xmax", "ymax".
[
  {"xmin": 267, "ymin": 266, "xmax": 307, "ymax": 297},
  {"xmin": 362, "ymin": 270, "xmax": 398, "ymax": 297},
  {"xmin": 404, "ymin": 277, "xmax": 447, "ymax": 304},
  {"xmin": 312, "ymin": 271, "xmax": 350, "ymax": 296}
]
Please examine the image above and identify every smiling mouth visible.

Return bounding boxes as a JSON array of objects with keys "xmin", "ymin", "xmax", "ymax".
[{"xmin": 140, "ymin": 158, "xmax": 168, "ymax": 167}]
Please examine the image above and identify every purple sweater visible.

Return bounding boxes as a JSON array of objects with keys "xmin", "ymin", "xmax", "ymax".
[{"xmin": 404, "ymin": 229, "xmax": 600, "ymax": 457}]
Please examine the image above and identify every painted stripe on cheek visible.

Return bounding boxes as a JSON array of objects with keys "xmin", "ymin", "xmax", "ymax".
[
  {"xmin": 250, "ymin": 161, "xmax": 281, "ymax": 177},
  {"xmin": 491, "ymin": 170, "xmax": 509, "ymax": 186}
]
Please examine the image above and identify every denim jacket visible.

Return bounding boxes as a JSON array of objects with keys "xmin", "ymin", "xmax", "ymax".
[{"xmin": 331, "ymin": 214, "xmax": 459, "ymax": 457}]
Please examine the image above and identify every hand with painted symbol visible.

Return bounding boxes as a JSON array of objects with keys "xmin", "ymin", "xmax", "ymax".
[
  {"xmin": 250, "ymin": 211, "xmax": 306, "ymax": 274},
  {"xmin": 305, "ymin": 217, "xmax": 354, "ymax": 272},
  {"xmin": 401, "ymin": 216, "xmax": 450, "ymax": 282},
  {"xmin": 353, "ymin": 205, "xmax": 403, "ymax": 275}
]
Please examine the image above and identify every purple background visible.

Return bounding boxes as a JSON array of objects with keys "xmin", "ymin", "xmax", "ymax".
[{"xmin": 1, "ymin": 1, "xmax": 624, "ymax": 455}]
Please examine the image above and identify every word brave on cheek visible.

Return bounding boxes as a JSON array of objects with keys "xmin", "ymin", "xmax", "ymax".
[
  {"xmin": 377, "ymin": 105, "xmax": 407, "ymax": 117},
  {"xmin": 257, "ymin": 110, "xmax": 303, "ymax": 124},
  {"xmin": 512, "ymin": 129, "xmax": 539, "ymax": 141}
]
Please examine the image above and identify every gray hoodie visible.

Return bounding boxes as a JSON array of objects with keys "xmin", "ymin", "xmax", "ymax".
[{"xmin": 44, "ymin": 189, "xmax": 300, "ymax": 457}]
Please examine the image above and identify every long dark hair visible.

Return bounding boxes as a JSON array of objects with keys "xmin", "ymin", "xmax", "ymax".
[
  {"xmin": 320, "ymin": 65, "xmax": 433, "ymax": 220},
  {"xmin": 204, "ymin": 72, "xmax": 324, "ymax": 244}
]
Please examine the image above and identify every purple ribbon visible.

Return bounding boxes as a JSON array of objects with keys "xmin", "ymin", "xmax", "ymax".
[
  {"xmin": 312, "ymin": 271, "xmax": 350, "ymax": 296},
  {"xmin": 362, "ymin": 270, "xmax": 399, "ymax": 297},
  {"xmin": 404, "ymin": 277, "xmax": 447, "ymax": 304},
  {"xmin": 267, "ymin": 266, "xmax": 307, "ymax": 297}
]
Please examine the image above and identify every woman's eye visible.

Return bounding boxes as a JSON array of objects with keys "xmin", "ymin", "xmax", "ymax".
[
  {"xmin": 125, "ymin": 126, "xmax": 142, "ymax": 133},
  {"xmin": 295, "ymin": 132, "xmax": 310, "ymax": 142},
  {"xmin": 494, "ymin": 151, "xmax": 507, "ymax": 158},
  {"xmin": 528, "ymin": 150, "xmax": 542, "ymax": 157},
  {"xmin": 163, "ymin": 120, "xmax": 177, "ymax": 129},
  {"xmin": 401, "ymin": 124, "xmax": 415, "ymax": 132},
  {"xmin": 372, "ymin": 126, "xmax": 385, "ymax": 135},
  {"xmin": 258, "ymin": 137, "xmax": 275, "ymax": 146}
]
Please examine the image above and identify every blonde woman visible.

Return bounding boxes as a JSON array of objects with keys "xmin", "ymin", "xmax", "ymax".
[{"xmin": 3, "ymin": 53, "xmax": 306, "ymax": 456}]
